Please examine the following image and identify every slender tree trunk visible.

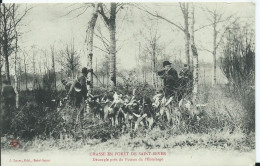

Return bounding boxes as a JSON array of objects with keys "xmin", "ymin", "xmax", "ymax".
[
  {"xmin": 213, "ymin": 14, "xmax": 217, "ymax": 86},
  {"xmin": 152, "ymin": 47, "xmax": 156, "ymax": 88},
  {"xmin": 183, "ymin": 3, "xmax": 190, "ymax": 67},
  {"xmin": 189, "ymin": 8, "xmax": 194, "ymax": 71},
  {"xmin": 3, "ymin": 5, "xmax": 11, "ymax": 84},
  {"xmin": 95, "ymin": 57, "xmax": 98, "ymax": 86},
  {"xmin": 4, "ymin": 53, "xmax": 10, "ymax": 84},
  {"xmin": 33, "ymin": 50, "xmax": 36, "ymax": 90},
  {"xmin": 109, "ymin": 3, "xmax": 117, "ymax": 90},
  {"xmin": 0, "ymin": 42, "xmax": 2, "ymax": 113},
  {"xmin": 190, "ymin": 5, "xmax": 198, "ymax": 104},
  {"xmin": 51, "ymin": 46, "xmax": 56, "ymax": 90},
  {"xmin": 23, "ymin": 53, "xmax": 28, "ymax": 90},
  {"xmin": 0, "ymin": 2, "xmax": 2, "ymax": 112},
  {"xmin": 86, "ymin": 3, "xmax": 99, "ymax": 94},
  {"xmin": 72, "ymin": 70, "xmax": 75, "ymax": 79},
  {"xmin": 144, "ymin": 53, "xmax": 147, "ymax": 83},
  {"xmin": 13, "ymin": 4, "xmax": 19, "ymax": 108},
  {"xmin": 18, "ymin": 60, "xmax": 22, "ymax": 91}
]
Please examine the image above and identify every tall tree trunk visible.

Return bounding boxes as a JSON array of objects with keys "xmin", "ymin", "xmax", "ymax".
[
  {"xmin": 189, "ymin": 8, "xmax": 194, "ymax": 71},
  {"xmin": 183, "ymin": 3, "xmax": 190, "ymax": 67},
  {"xmin": 0, "ymin": 60, "xmax": 2, "ymax": 110},
  {"xmin": 0, "ymin": 5, "xmax": 2, "ymax": 109},
  {"xmin": 109, "ymin": 3, "xmax": 117, "ymax": 91},
  {"xmin": 4, "ymin": 52, "xmax": 10, "ymax": 84},
  {"xmin": 12, "ymin": 4, "xmax": 19, "ymax": 108},
  {"xmin": 2, "ymin": 4, "xmax": 11, "ymax": 84},
  {"xmin": 51, "ymin": 46, "xmax": 56, "ymax": 90},
  {"xmin": 86, "ymin": 3, "xmax": 99, "ymax": 94},
  {"xmin": 152, "ymin": 47, "xmax": 156, "ymax": 88},
  {"xmin": 213, "ymin": 14, "xmax": 217, "ymax": 86},
  {"xmin": 23, "ymin": 53, "xmax": 28, "ymax": 90},
  {"xmin": 33, "ymin": 50, "xmax": 36, "ymax": 90},
  {"xmin": 95, "ymin": 57, "xmax": 98, "ymax": 86},
  {"xmin": 190, "ymin": 5, "xmax": 198, "ymax": 104},
  {"xmin": 18, "ymin": 60, "xmax": 22, "ymax": 91}
]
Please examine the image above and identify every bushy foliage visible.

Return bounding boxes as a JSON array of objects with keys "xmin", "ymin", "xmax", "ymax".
[
  {"xmin": 220, "ymin": 23, "xmax": 255, "ymax": 132},
  {"xmin": 9, "ymin": 102, "xmax": 59, "ymax": 139}
]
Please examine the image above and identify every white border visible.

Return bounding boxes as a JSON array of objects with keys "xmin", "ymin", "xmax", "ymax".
[
  {"xmin": 1, "ymin": 0, "xmax": 259, "ymax": 163},
  {"xmin": 1, "ymin": 0, "xmax": 257, "ymax": 3},
  {"xmin": 255, "ymin": 0, "xmax": 259, "ymax": 163}
]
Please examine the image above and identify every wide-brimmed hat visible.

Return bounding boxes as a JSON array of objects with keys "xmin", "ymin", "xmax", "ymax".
[{"xmin": 163, "ymin": 61, "xmax": 172, "ymax": 67}]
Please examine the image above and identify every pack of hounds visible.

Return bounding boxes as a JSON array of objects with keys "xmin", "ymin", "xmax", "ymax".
[{"xmin": 55, "ymin": 89, "xmax": 207, "ymax": 131}]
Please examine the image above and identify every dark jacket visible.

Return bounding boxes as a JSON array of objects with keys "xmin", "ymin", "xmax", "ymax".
[
  {"xmin": 179, "ymin": 68, "xmax": 193, "ymax": 80},
  {"xmin": 1, "ymin": 85, "xmax": 16, "ymax": 100},
  {"xmin": 68, "ymin": 75, "xmax": 91, "ymax": 97},
  {"xmin": 158, "ymin": 68, "xmax": 179, "ymax": 97}
]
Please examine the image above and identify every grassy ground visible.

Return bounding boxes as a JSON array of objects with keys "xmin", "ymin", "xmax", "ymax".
[{"xmin": 1, "ymin": 83, "xmax": 255, "ymax": 166}]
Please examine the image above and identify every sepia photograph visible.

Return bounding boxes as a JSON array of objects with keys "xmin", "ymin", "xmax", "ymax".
[{"xmin": 0, "ymin": 1, "xmax": 256, "ymax": 166}]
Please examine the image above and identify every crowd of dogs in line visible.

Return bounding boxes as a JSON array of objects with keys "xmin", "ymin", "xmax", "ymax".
[{"xmin": 53, "ymin": 91, "xmax": 207, "ymax": 131}]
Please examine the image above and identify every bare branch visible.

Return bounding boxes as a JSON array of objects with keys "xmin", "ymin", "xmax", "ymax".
[
  {"xmin": 63, "ymin": 4, "xmax": 92, "ymax": 17},
  {"xmin": 133, "ymin": 4, "xmax": 184, "ymax": 32},
  {"xmin": 94, "ymin": 33, "xmax": 109, "ymax": 50},
  {"xmin": 98, "ymin": 4, "xmax": 110, "ymax": 26},
  {"xmin": 94, "ymin": 46, "xmax": 109, "ymax": 54},
  {"xmin": 73, "ymin": 6, "xmax": 91, "ymax": 18},
  {"xmin": 216, "ymin": 18, "xmax": 239, "ymax": 49}
]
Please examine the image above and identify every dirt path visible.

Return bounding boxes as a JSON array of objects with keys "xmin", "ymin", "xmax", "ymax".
[{"xmin": 1, "ymin": 148, "xmax": 255, "ymax": 166}]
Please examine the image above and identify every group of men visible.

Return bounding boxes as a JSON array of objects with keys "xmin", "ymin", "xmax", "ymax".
[
  {"xmin": 0, "ymin": 60, "xmax": 193, "ymax": 111},
  {"xmin": 63, "ymin": 60, "xmax": 193, "ymax": 108},
  {"xmin": 158, "ymin": 61, "xmax": 193, "ymax": 101}
]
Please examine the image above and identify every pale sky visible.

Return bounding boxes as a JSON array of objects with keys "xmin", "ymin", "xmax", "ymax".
[{"xmin": 11, "ymin": 2, "xmax": 255, "ymax": 73}]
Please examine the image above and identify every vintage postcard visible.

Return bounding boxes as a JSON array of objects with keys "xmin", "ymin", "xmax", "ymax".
[{"xmin": 0, "ymin": 1, "xmax": 256, "ymax": 166}]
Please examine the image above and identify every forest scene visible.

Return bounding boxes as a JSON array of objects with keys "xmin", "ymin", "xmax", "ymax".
[{"xmin": 0, "ymin": 2, "xmax": 255, "ymax": 166}]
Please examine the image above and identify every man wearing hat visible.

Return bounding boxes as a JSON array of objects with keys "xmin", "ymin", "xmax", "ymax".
[
  {"xmin": 67, "ymin": 67, "xmax": 92, "ymax": 107},
  {"xmin": 158, "ymin": 61, "xmax": 179, "ymax": 99}
]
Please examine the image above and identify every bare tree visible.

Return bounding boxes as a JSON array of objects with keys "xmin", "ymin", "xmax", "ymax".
[
  {"xmin": 190, "ymin": 5, "xmax": 198, "ymax": 104},
  {"xmin": 32, "ymin": 46, "xmax": 37, "ymax": 90},
  {"xmin": 0, "ymin": 4, "xmax": 31, "ymax": 84},
  {"xmin": 22, "ymin": 51, "xmax": 28, "ymax": 90},
  {"xmin": 203, "ymin": 7, "xmax": 234, "ymax": 86},
  {"xmin": 0, "ymin": 5, "xmax": 3, "ymax": 95},
  {"xmin": 139, "ymin": 21, "xmax": 162, "ymax": 89},
  {"xmin": 57, "ymin": 41, "xmax": 80, "ymax": 79},
  {"xmin": 180, "ymin": 3, "xmax": 191, "ymax": 67},
  {"xmin": 85, "ymin": 3, "xmax": 100, "ymax": 94},
  {"xmin": 135, "ymin": 3, "xmax": 191, "ymax": 67},
  {"xmin": 12, "ymin": 4, "xmax": 19, "ymax": 108},
  {"xmin": 50, "ymin": 45, "xmax": 56, "ymax": 90},
  {"xmin": 98, "ymin": 3, "xmax": 125, "ymax": 90}
]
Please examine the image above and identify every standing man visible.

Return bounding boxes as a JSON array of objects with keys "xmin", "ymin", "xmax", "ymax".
[
  {"xmin": 1, "ymin": 80, "xmax": 16, "ymax": 110},
  {"xmin": 179, "ymin": 64, "xmax": 193, "ymax": 96},
  {"xmin": 67, "ymin": 67, "xmax": 92, "ymax": 108},
  {"xmin": 157, "ymin": 61, "xmax": 179, "ymax": 99},
  {"xmin": 1, "ymin": 80, "xmax": 16, "ymax": 134}
]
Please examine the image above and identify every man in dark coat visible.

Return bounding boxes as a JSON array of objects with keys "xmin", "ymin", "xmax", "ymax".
[
  {"xmin": 179, "ymin": 64, "xmax": 193, "ymax": 96},
  {"xmin": 1, "ymin": 80, "xmax": 16, "ymax": 134},
  {"xmin": 158, "ymin": 61, "xmax": 179, "ymax": 98},
  {"xmin": 1, "ymin": 80, "xmax": 16, "ymax": 110},
  {"xmin": 67, "ymin": 67, "xmax": 92, "ymax": 107}
]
